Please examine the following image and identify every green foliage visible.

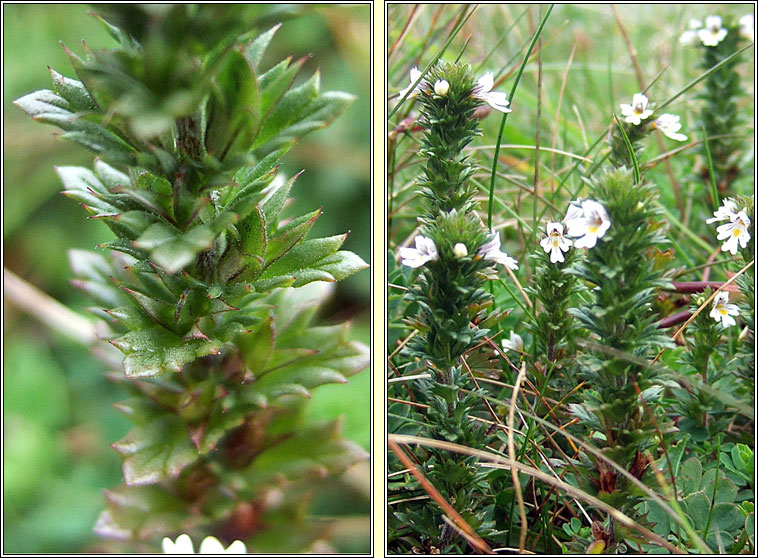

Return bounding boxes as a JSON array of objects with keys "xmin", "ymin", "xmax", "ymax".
[
  {"xmin": 388, "ymin": 5, "xmax": 754, "ymax": 555},
  {"xmin": 643, "ymin": 448, "xmax": 752, "ymax": 553},
  {"xmin": 15, "ymin": 5, "xmax": 367, "ymax": 553},
  {"xmin": 694, "ymin": 15, "xmax": 751, "ymax": 194},
  {"xmin": 567, "ymin": 167, "xmax": 675, "ymax": 509},
  {"xmin": 526, "ymin": 244, "xmax": 584, "ymax": 368},
  {"xmin": 608, "ymin": 114, "xmax": 654, "ymax": 170},
  {"xmin": 389, "ymin": 62, "xmax": 513, "ymax": 552},
  {"xmin": 404, "ymin": 212, "xmax": 497, "ymax": 371},
  {"xmin": 415, "ymin": 63, "xmax": 481, "ymax": 216}
]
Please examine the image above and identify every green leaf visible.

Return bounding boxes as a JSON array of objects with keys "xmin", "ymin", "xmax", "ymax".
[
  {"xmin": 90, "ymin": 11, "xmax": 140, "ymax": 53},
  {"xmin": 69, "ymin": 249, "xmax": 115, "ymax": 284},
  {"xmin": 680, "ymin": 457, "xmax": 703, "ymax": 494},
  {"xmin": 707, "ymin": 477, "xmax": 738, "ymax": 505},
  {"xmin": 57, "ymin": 165, "xmax": 110, "ymax": 196},
  {"xmin": 311, "ymin": 250, "xmax": 369, "ymax": 282},
  {"xmin": 254, "ymin": 382, "xmax": 311, "ymax": 401},
  {"xmin": 684, "ymin": 491, "xmax": 711, "ymax": 526},
  {"xmin": 244, "ymin": 23, "xmax": 281, "ymax": 71},
  {"xmin": 59, "ymin": 174, "xmax": 121, "ymax": 216},
  {"xmin": 260, "ymin": 234, "xmax": 346, "ymax": 278},
  {"xmin": 61, "ymin": 126, "xmax": 137, "ymax": 165},
  {"xmin": 264, "ymin": 209, "xmax": 320, "ymax": 266},
  {"xmin": 239, "ymin": 205, "xmax": 267, "ymax": 259},
  {"xmin": 135, "ymin": 171, "xmax": 172, "ymax": 196},
  {"xmin": 116, "ymin": 185, "xmax": 171, "ymax": 218},
  {"xmin": 94, "ymin": 158, "xmax": 131, "ymax": 189},
  {"xmin": 257, "ymin": 364, "xmax": 347, "ymax": 391},
  {"xmin": 711, "ymin": 503, "xmax": 742, "ymax": 532},
  {"xmin": 16, "ymin": 90, "xmax": 136, "ymax": 162},
  {"xmin": 278, "ymin": 90, "xmax": 355, "ymax": 136},
  {"xmin": 133, "ymin": 222, "xmax": 175, "ymax": 250},
  {"xmin": 134, "ymin": 223, "xmax": 217, "ymax": 274},
  {"xmin": 94, "ymin": 484, "xmax": 186, "ymax": 541},
  {"xmin": 261, "ymin": 172, "xmax": 301, "ymax": 226},
  {"xmin": 253, "ymin": 70, "xmax": 320, "ymax": 149},
  {"xmin": 250, "ymin": 275, "xmax": 296, "ymax": 292},
  {"xmin": 232, "ymin": 143, "xmax": 291, "ymax": 191},
  {"xmin": 258, "ymin": 56, "xmax": 306, "ymax": 118},
  {"xmin": 289, "ymin": 269, "xmax": 336, "ymax": 287},
  {"xmin": 121, "ymin": 287, "xmax": 176, "ymax": 330},
  {"xmin": 110, "ymin": 326, "xmax": 220, "ymax": 378},
  {"xmin": 14, "ymin": 89, "xmax": 76, "ymax": 125},
  {"xmin": 746, "ymin": 514, "xmax": 754, "ymax": 546},
  {"xmin": 704, "ymin": 530, "xmax": 733, "ymax": 552},
  {"xmin": 641, "ymin": 499, "xmax": 671, "ymax": 536},
  {"xmin": 107, "ymin": 210, "xmax": 155, "ymax": 238},
  {"xmin": 316, "ymin": 340, "xmax": 369, "ymax": 379},
  {"xmin": 242, "ymin": 419, "xmax": 367, "ymax": 482},
  {"xmin": 49, "ymin": 67, "xmax": 98, "ymax": 111},
  {"xmin": 111, "ymin": 415, "xmax": 198, "ymax": 485},
  {"xmin": 237, "ymin": 311, "xmax": 275, "ymax": 376},
  {"xmin": 206, "ymin": 48, "xmax": 260, "ymax": 156}
]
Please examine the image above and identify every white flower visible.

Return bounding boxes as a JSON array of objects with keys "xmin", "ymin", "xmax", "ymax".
[
  {"xmin": 502, "ymin": 331, "xmax": 524, "ymax": 353},
  {"xmin": 163, "ymin": 535, "xmax": 195, "ymax": 554},
  {"xmin": 162, "ymin": 535, "xmax": 247, "ymax": 554},
  {"xmin": 709, "ymin": 291, "xmax": 740, "ymax": 328},
  {"xmin": 739, "ymin": 14, "xmax": 754, "ymax": 42},
  {"xmin": 564, "ymin": 200, "xmax": 611, "ymax": 249},
  {"xmin": 620, "ymin": 93, "xmax": 653, "ymax": 125},
  {"xmin": 398, "ymin": 67, "xmax": 424, "ymax": 100},
  {"xmin": 539, "ymin": 222, "xmax": 572, "ymax": 263},
  {"xmin": 478, "ymin": 232, "xmax": 518, "ymax": 270},
  {"xmin": 706, "ymin": 198, "xmax": 739, "ymax": 223},
  {"xmin": 652, "ymin": 113, "xmax": 687, "ymax": 141},
  {"xmin": 399, "ymin": 235, "xmax": 438, "ymax": 268},
  {"xmin": 453, "ymin": 242, "xmax": 468, "ymax": 258},
  {"xmin": 564, "ymin": 200, "xmax": 584, "ymax": 223},
  {"xmin": 680, "ymin": 18, "xmax": 704, "ymax": 45},
  {"xmin": 698, "ymin": 16, "xmax": 728, "ymax": 46},
  {"xmin": 716, "ymin": 210, "xmax": 751, "ymax": 255},
  {"xmin": 472, "ymin": 73, "xmax": 511, "ymax": 113},
  {"xmin": 689, "ymin": 18, "xmax": 704, "ymax": 28},
  {"xmin": 199, "ymin": 537, "xmax": 247, "ymax": 554},
  {"xmin": 434, "ymin": 79, "xmax": 450, "ymax": 96}
]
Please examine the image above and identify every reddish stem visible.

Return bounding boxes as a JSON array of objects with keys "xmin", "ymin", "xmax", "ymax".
[
  {"xmin": 669, "ymin": 281, "xmax": 738, "ymax": 294},
  {"xmin": 657, "ymin": 310, "xmax": 692, "ymax": 329}
]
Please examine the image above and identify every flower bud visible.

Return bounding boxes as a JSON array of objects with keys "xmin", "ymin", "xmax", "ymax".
[
  {"xmin": 434, "ymin": 79, "xmax": 450, "ymax": 96},
  {"xmin": 453, "ymin": 242, "xmax": 468, "ymax": 258}
]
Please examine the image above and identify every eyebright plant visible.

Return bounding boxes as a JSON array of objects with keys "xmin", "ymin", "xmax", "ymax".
[
  {"xmin": 567, "ymin": 163, "xmax": 675, "ymax": 537},
  {"xmin": 388, "ymin": 62, "xmax": 516, "ymax": 553},
  {"xmin": 15, "ymin": 6, "xmax": 368, "ymax": 553},
  {"xmin": 681, "ymin": 13, "xmax": 754, "ymax": 194}
]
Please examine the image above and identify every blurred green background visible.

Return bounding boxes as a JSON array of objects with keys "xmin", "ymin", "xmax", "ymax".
[{"xmin": 3, "ymin": 4, "xmax": 370, "ymax": 553}]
